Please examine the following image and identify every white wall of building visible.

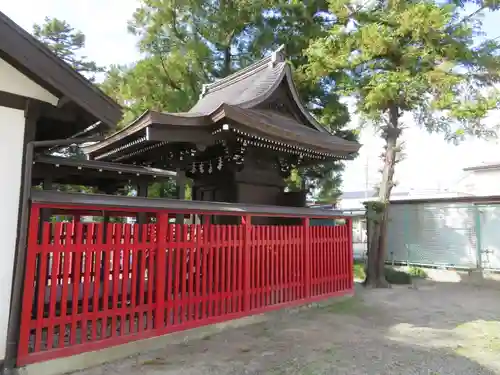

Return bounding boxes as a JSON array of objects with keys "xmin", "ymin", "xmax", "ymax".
[
  {"xmin": 0, "ymin": 59, "xmax": 58, "ymax": 105},
  {"xmin": 457, "ymin": 169, "xmax": 500, "ymax": 196},
  {"xmin": 0, "ymin": 57, "xmax": 60, "ymax": 361},
  {"xmin": 0, "ymin": 107, "xmax": 26, "ymax": 362}
]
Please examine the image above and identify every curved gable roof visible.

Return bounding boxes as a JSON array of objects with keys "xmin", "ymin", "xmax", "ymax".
[
  {"xmin": 0, "ymin": 11, "xmax": 122, "ymax": 128},
  {"xmin": 190, "ymin": 46, "xmax": 327, "ymax": 133}
]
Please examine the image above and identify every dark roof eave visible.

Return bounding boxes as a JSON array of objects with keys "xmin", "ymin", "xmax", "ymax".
[
  {"xmin": 0, "ymin": 11, "xmax": 122, "ymax": 127},
  {"xmin": 463, "ymin": 164, "xmax": 500, "ymax": 172},
  {"xmin": 83, "ymin": 110, "xmax": 210, "ymax": 155},
  {"xmin": 218, "ymin": 105, "xmax": 361, "ymax": 155},
  {"xmin": 35, "ymin": 155, "xmax": 177, "ymax": 178}
]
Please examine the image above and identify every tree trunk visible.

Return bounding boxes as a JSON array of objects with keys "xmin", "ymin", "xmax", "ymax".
[{"xmin": 364, "ymin": 106, "xmax": 400, "ymax": 288}]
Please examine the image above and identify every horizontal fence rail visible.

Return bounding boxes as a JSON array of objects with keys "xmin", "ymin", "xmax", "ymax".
[{"xmin": 18, "ymin": 199, "xmax": 353, "ymax": 365}]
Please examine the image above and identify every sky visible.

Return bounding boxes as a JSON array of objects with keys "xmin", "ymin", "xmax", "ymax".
[{"xmin": 2, "ymin": 1, "xmax": 499, "ymax": 193}]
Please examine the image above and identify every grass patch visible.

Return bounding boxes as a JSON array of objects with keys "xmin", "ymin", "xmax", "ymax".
[
  {"xmin": 384, "ymin": 267, "xmax": 413, "ymax": 284},
  {"xmin": 141, "ymin": 357, "xmax": 170, "ymax": 366},
  {"xmin": 353, "ymin": 262, "xmax": 366, "ymax": 280},
  {"xmin": 407, "ymin": 266, "xmax": 428, "ymax": 278},
  {"xmin": 385, "ymin": 266, "xmax": 428, "ymax": 284},
  {"xmin": 353, "ymin": 261, "xmax": 428, "ymax": 284},
  {"xmin": 319, "ymin": 296, "xmax": 362, "ymax": 314},
  {"xmin": 455, "ymin": 320, "xmax": 500, "ymax": 353}
]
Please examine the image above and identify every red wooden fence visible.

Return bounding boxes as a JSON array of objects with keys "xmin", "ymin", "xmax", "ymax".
[{"xmin": 17, "ymin": 203, "xmax": 353, "ymax": 365}]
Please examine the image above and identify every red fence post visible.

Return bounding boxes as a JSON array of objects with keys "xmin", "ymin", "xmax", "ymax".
[
  {"xmin": 243, "ymin": 215, "xmax": 251, "ymax": 312},
  {"xmin": 18, "ymin": 204, "xmax": 41, "ymax": 362},
  {"xmin": 155, "ymin": 212, "xmax": 168, "ymax": 329},
  {"xmin": 346, "ymin": 218, "xmax": 354, "ymax": 290},
  {"xmin": 303, "ymin": 218, "xmax": 311, "ymax": 299}
]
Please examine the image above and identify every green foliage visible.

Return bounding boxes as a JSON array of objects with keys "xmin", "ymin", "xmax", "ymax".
[
  {"xmin": 304, "ymin": 0, "xmax": 500, "ymax": 141},
  {"xmin": 353, "ymin": 262, "xmax": 428, "ymax": 283},
  {"xmin": 148, "ymin": 180, "xmax": 177, "ymax": 198},
  {"xmin": 353, "ymin": 261, "xmax": 366, "ymax": 280},
  {"xmin": 101, "ymin": 0, "xmax": 357, "ymax": 195},
  {"xmin": 384, "ymin": 267, "xmax": 412, "ymax": 284},
  {"xmin": 408, "ymin": 266, "xmax": 428, "ymax": 278},
  {"xmin": 305, "ymin": 0, "xmax": 500, "ymax": 286},
  {"xmin": 33, "ymin": 17, "xmax": 104, "ymax": 80}
]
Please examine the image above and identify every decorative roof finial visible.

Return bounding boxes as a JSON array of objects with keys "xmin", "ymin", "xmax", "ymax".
[
  {"xmin": 269, "ymin": 45, "xmax": 286, "ymax": 68},
  {"xmin": 199, "ymin": 84, "xmax": 208, "ymax": 98}
]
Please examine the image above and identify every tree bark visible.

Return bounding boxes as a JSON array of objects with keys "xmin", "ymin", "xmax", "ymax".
[{"xmin": 364, "ymin": 106, "xmax": 400, "ymax": 288}]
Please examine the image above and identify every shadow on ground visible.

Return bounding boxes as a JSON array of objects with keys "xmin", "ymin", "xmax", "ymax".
[{"xmin": 76, "ymin": 281, "xmax": 500, "ymax": 375}]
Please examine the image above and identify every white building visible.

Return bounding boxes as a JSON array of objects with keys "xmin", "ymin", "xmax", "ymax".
[
  {"xmin": 0, "ymin": 11, "xmax": 121, "ymax": 367},
  {"xmin": 458, "ymin": 162, "xmax": 500, "ymax": 196}
]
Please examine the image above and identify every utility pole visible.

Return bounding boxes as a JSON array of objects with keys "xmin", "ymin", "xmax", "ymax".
[{"xmin": 364, "ymin": 155, "xmax": 369, "ymax": 198}]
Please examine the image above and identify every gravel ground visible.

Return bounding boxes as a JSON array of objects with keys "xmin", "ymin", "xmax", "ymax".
[{"xmin": 74, "ymin": 280, "xmax": 500, "ymax": 375}]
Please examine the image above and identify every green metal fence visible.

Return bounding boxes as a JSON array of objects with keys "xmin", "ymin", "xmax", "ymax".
[{"xmin": 368, "ymin": 200, "xmax": 500, "ymax": 271}]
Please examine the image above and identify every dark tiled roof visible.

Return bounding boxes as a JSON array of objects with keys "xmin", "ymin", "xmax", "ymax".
[
  {"xmin": 223, "ymin": 106, "xmax": 359, "ymax": 154},
  {"xmin": 84, "ymin": 46, "xmax": 360, "ymax": 159},
  {"xmin": 190, "ymin": 57, "xmax": 285, "ymax": 114}
]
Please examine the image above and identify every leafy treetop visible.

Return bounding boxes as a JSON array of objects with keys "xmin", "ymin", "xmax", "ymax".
[{"xmin": 33, "ymin": 17, "xmax": 104, "ymax": 81}]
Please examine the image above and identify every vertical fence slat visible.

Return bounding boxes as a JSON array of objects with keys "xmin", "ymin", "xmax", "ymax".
[
  {"xmin": 304, "ymin": 219, "xmax": 310, "ymax": 299},
  {"xmin": 237, "ymin": 224, "xmax": 244, "ymax": 313},
  {"xmin": 214, "ymin": 225, "xmax": 221, "ymax": 317},
  {"xmin": 122, "ymin": 225, "xmax": 131, "ymax": 335},
  {"xmin": 46, "ymin": 223, "xmax": 61, "ymax": 350},
  {"xmin": 243, "ymin": 216, "xmax": 251, "ymax": 312},
  {"xmin": 92, "ymin": 225, "xmax": 102, "ymax": 341},
  {"xmin": 200, "ymin": 224, "xmax": 207, "ymax": 320},
  {"xmin": 165, "ymin": 224, "xmax": 175, "ymax": 327},
  {"xmin": 146, "ymin": 229, "xmax": 155, "ymax": 330},
  {"xmin": 129, "ymin": 224, "xmax": 138, "ymax": 334},
  {"xmin": 69, "ymin": 223, "xmax": 82, "ymax": 346},
  {"xmin": 285, "ymin": 226, "xmax": 290, "ymax": 303},
  {"xmin": 347, "ymin": 219, "xmax": 353, "ymax": 290},
  {"xmin": 180, "ymin": 226, "xmax": 188, "ymax": 322},
  {"xmin": 137, "ymin": 225, "xmax": 147, "ymax": 333},
  {"xmin": 59, "ymin": 223, "xmax": 72, "ymax": 347},
  {"xmin": 188, "ymin": 225, "xmax": 195, "ymax": 321},
  {"xmin": 111, "ymin": 224, "xmax": 121, "ymax": 338},
  {"xmin": 102, "ymin": 223, "xmax": 112, "ymax": 338},
  {"xmin": 155, "ymin": 214, "xmax": 167, "ymax": 329},
  {"xmin": 173, "ymin": 224, "xmax": 181, "ymax": 324},
  {"xmin": 219, "ymin": 225, "xmax": 226, "ymax": 315},
  {"xmin": 34, "ymin": 223, "xmax": 50, "ymax": 353},
  {"xmin": 18, "ymin": 205, "xmax": 41, "ymax": 360},
  {"xmin": 81, "ymin": 224, "xmax": 94, "ymax": 343},
  {"xmin": 226, "ymin": 225, "xmax": 234, "ymax": 314},
  {"xmin": 195, "ymin": 224, "xmax": 202, "ymax": 319}
]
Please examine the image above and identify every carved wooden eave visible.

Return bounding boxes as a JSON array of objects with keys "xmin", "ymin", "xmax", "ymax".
[
  {"xmin": 32, "ymin": 155, "xmax": 176, "ymax": 192},
  {"xmin": 83, "ymin": 46, "xmax": 361, "ymax": 162}
]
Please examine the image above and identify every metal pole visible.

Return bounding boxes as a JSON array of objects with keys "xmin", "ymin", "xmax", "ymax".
[{"xmin": 3, "ymin": 135, "xmax": 103, "ymax": 374}]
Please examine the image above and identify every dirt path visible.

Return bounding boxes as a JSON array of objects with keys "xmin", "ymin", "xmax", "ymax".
[{"xmin": 74, "ymin": 281, "xmax": 500, "ymax": 375}]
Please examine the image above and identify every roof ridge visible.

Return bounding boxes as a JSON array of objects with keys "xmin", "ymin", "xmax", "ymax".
[
  {"xmin": 207, "ymin": 61, "xmax": 285, "ymax": 99},
  {"xmin": 200, "ymin": 45, "xmax": 286, "ymax": 97}
]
